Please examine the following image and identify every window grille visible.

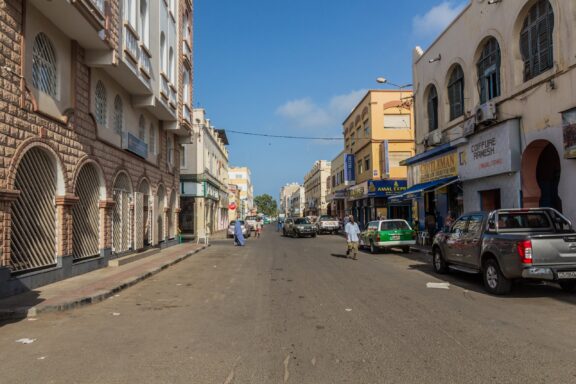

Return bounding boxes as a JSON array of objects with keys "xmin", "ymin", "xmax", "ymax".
[
  {"xmin": 477, "ymin": 38, "xmax": 501, "ymax": 103},
  {"xmin": 149, "ymin": 124, "xmax": 155, "ymax": 155},
  {"xmin": 157, "ymin": 187, "xmax": 165, "ymax": 242},
  {"xmin": 520, "ymin": 0, "xmax": 554, "ymax": 81},
  {"xmin": 427, "ymin": 85, "xmax": 439, "ymax": 132},
  {"xmin": 32, "ymin": 33, "xmax": 57, "ymax": 97},
  {"xmin": 138, "ymin": 115, "xmax": 146, "ymax": 140},
  {"xmin": 113, "ymin": 95, "xmax": 123, "ymax": 134},
  {"xmin": 72, "ymin": 164, "xmax": 100, "ymax": 260},
  {"xmin": 448, "ymin": 65, "xmax": 464, "ymax": 120},
  {"xmin": 95, "ymin": 81, "xmax": 107, "ymax": 127},
  {"xmin": 112, "ymin": 174, "xmax": 132, "ymax": 254}
]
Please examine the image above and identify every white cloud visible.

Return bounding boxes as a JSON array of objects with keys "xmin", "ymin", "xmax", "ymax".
[
  {"xmin": 412, "ymin": 1, "xmax": 466, "ymax": 39},
  {"xmin": 276, "ymin": 89, "xmax": 367, "ymax": 130}
]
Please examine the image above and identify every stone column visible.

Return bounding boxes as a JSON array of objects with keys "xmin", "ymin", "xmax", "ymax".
[
  {"xmin": 163, "ymin": 207, "xmax": 170, "ymax": 240},
  {"xmin": 98, "ymin": 199, "xmax": 115, "ymax": 257},
  {"xmin": 174, "ymin": 207, "xmax": 181, "ymax": 239},
  {"xmin": 55, "ymin": 195, "xmax": 80, "ymax": 264},
  {"xmin": 0, "ymin": 190, "xmax": 21, "ymax": 269}
]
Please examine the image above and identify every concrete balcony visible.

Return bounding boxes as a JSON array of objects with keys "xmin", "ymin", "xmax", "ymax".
[
  {"xmin": 182, "ymin": 104, "xmax": 192, "ymax": 124},
  {"xmin": 182, "ymin": 40, "xmax": 192, "ymax": 68}
]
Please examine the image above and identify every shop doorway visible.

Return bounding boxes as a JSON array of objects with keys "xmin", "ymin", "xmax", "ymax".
[
  {"xmin": 480, "ymin": 189, "xmax": 501, "ymax": 211},
  {"xmin": 522, "ymin": 140, "xmax": 562, "ymax": 211}
]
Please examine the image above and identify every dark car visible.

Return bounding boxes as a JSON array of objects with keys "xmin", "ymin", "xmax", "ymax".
[{"xmin": 283, "ymin": 217, "xmax": 317, "ymax": 238}]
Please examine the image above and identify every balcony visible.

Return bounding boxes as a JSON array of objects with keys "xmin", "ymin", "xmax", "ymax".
[
  {"xmin": 123, "ymin": 23, "xmax": 140, "ymax": 65},
  {"xmin": 169, "ymin": 84, "xmax": 177, "ymax": 109},
  {"xmin": 160, "ymin": 73, "xmax": 170, "ymax": 101},
  {"xmin": 183, "ymin": 104, "xmax": 191, "ymax": 123},
  {"xmin": 140, "ymin": 45, "xmax": 152, "ymax": 80},
  {"xmin": 91, "ymin": 0, "xmax": 105, "ymax": 14},
  {"xmin": 182, "ymin": 40, "xmax": 192, "ymax": 68}
]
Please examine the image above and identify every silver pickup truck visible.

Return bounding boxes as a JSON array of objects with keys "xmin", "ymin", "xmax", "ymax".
[{"xmin": 432, "ymin": 208, "xmax": 576, "ymax": 295}]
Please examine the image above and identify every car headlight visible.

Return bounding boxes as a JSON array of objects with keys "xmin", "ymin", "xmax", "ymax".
[{"xmin": 297, "ymin": 226, "xmax": 304, "ymax": 230}]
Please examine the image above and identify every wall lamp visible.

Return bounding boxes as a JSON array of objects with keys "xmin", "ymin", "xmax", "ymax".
[{"xmin": 428, "ymin": 54, "xmax": 441, "ymax": 63}]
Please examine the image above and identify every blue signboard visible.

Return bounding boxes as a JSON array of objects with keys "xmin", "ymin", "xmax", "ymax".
[
  {"xmin": 123, "ymin": 132, "xmax": 148, "ymax": 159},
  {"xmin": 367, "ymin": 179, "xmax": 408, "ymax": 198},
  {"xmin": 344, "ymin": 154, "xmax": 356, "ymax": 185}
]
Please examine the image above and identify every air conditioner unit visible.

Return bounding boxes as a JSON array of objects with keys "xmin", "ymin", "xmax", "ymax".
[
  {"xmin": 475, "ymin": 102, "xmax": 497, "ymax": 124},
  {"xmin": 427, "ymin": 129, "xmax": 443, "ymax": 145}
]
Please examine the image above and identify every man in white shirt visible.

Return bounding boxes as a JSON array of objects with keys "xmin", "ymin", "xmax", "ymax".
[{"xmin": 344, "ymin": 215, "xmax": 361, "ymax": 260}]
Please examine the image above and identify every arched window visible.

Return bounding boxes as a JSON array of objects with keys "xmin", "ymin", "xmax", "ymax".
[
  {"xmin": 149, "ymin": 123, "xmax": 155, "ymax": 155},
  {"xmin": 32, "ymin": 33, "xmax": 57, "ymax": 97},
  {"xmin": 138, "ymin": 115, "xmax": 146, "ymax": 140},
  {"xmin": 140, "ymin": 0, "xmax": 149, "ymax": 47},
  {"xmin": 520, "ymin": 0, "xmax": 554, "ymax": 81},
  {"xmin": 168, "ymin": 47, "xmax": 174, "ymax": 82},
  {"xmin": 427, "ymin": 85, "xmax": 439, "ymax": 132},
  {"xmin": 183, "ymin": 70, "xmax": 190, "ymax": 104},
  {"xmin": 477, "ymin": 38, "xmax": 501, "ymax": 103},
  {"xmin": 95, "ymin": 81, "xmax": 107, "ymax": 127},
  {"xmin": 160, "ymin": 33, "xmax": 166, "ymax": 73},
  {"xmin": 113, "ymin": 95, "xmax": 123, "ymax": 134},
  {"xmin": 448, "ymin": 65, "xmax": 464, "ymax": 120}
]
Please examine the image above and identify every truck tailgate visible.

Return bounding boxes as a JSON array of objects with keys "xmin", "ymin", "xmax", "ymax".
[{"xmin": 531, "ymin": 234, "xmax": 576, "ymax": 265}]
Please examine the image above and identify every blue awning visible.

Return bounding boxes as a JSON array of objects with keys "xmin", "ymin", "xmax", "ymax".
[
  {"xmin": 388, "ymin": 176, "xmax": 459, "ymax": 203},
  {"xmin": 400, "ymin": 143, "xmax": 454, "ymax": 166}
]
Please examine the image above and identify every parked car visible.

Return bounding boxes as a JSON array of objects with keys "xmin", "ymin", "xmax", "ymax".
[
  {"xmin": 244, "ymin": 215, "xmax": 258, "ymax": 231},
  {"xmin": 316, "ymin": 215, "xmax": 340, "ymax": 234},
  {"xmin": 432, "ymin": 208, "xmax": 576, "ymax": 295},
  {"xmin": 227, "ymin": 220, "xmax": 251, "ymax": 238},
  {"xmin": 283, "ymin": 217, "xmax": 317, "ymax": 238},
  {"xmin": 359, "ymin": 220, "xmax": 416, "ymax": 254}
]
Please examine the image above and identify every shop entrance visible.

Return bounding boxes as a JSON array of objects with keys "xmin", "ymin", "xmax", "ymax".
[
  {"xmin": 522, "ymin": 140, "xmax": 562, "ymax": 211},
  {"xmin": 480, "ymin": 189, "xmax": 501, "ymax": 211}
]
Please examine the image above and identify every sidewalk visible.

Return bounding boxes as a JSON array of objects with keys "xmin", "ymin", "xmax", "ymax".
[{"xmin": 0, "ymin": 242, "xmax": 210, "ymax": 321}]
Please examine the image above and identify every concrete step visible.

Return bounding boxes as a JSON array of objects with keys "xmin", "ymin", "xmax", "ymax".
[{"xmin": 108, "ymin": 247, "xmax": 161, "ymax": 267}]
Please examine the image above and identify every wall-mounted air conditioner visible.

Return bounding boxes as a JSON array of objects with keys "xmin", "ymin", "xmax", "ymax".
[
  {"xmin": 427, "ymin": 129, "xmax": 443, "ymax": 145},
  {"xmin": 475, "ymin": 102, "xmax": 497, "ymax": 125}
]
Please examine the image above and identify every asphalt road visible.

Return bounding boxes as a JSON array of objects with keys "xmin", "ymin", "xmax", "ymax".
[{"xmin": 2, "ymin": 226, "xmax": 576, "ymax": 383}]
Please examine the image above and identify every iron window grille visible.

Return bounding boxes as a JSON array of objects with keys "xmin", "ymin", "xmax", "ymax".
[
  {"xmin": 95, "ymin": 81, "xmax": 107, "ymax": 127},
  {"xmin": 427, "ymin": 85, "xmax": 439, "ymax": 132},
  {"xmin": 477, "ymin": 37, "xmax": 501, "ymax": 104},
  {"xmin": 448, "ymin": 65, "xmax": 465, "ymax": 120},
  {"xmin": 32, "ymin": 33, "xmax": 57, "ymax": 97},
  {"xmin": 520, "ymin": 0, "xmax": 554, "ymax": 81}
]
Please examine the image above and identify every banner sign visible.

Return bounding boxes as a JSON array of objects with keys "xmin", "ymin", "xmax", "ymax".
[
  {"xmin": 123, "ymin": 132, "xmax": 148, "ymax": 159},
  {"xmin": 414, "ymin": 152, "xmax": 458, "ymax": 184},
  {"xmin": 367, "ymin": 179, "xmax": 408, "ymax": 197},
  {"xmin": 344, "ymin": 154, "xmax": 356, "ymax": 185}
]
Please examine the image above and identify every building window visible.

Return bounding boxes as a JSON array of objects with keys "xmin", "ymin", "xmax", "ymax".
[
  {"xmin": 357, "ymin": 160, "xmax": 363, "ymax": 175},
  {"xmin": 95, "ymin": 81, "xmax": 107, "ymax": 128},
  {"xmin": 520, "ymin": 0, "xmax": 554, "ymax": 81},
  {"xmin": 363, "ymin": 120, "xmax": 370, "ymax": 137},
  {"xmin": 138, "ymin": 115, "xmax": 146, "ymax": 140},
  {"xmin": 167, "ymin": 134, "xmax": 174, "ymax": 165},
  {"xmin": 477, "ymin": 37, "xmax": 501, "ymax": 103},
  {"xmin": 160, "ymin": 32, "xmax": 166, "ymax": 73},
  {"xmin": 140, "ymin": 0, "xmax": 149, "ymax": 47},
  {"xmin": 180, "ymin": 145, "xmax": 186, "ymax": 168},
  {"xmin": 183, "ymin": 70, "xmax": 190, "ymax": 105},
  {"xmin": 448, "ymin": 65, "xmax": 464, "ymax": 120},
  {"xmin": 364, "ymin": 156, "xmax": 371, "ymax": 171},
  {"xmin": 427, "ymin": 85, "xmax": 439, "ymax": 132},
  {"xmin": 384, "ymin": 114, "xmax": 411, "ymax": 129},
  {"xmin": 110, "ymin": 95, "xmax": 122, "ymax": 135},
  {"xmin": 168, "ymin": 47, "xmax": 174, "ymax": 82},
  {"xmin": 388, "ymin": 152, "xmax": 412, "ymax": 167},
  {"xmin": 149, "ymin": 123, "xmax": 155, "ymax": 155},
  {"xmin": 124, "ymin": 0, "xmax": 136, "ymax": 27},
  {"xmin": 32, "ymin": 33, "xmax": 57, "ymax": 97}
]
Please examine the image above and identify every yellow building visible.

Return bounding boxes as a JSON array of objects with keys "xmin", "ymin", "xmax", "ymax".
[{"xmin": 343, "ymin": 90, "xmax": 415, "ymax": 225}]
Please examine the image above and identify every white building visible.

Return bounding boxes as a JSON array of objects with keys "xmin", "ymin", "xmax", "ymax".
[
  {"xmin": 228, "ymin": 167, "xmax": 254, "ymax": 219},
  {"xmin": 289, "ymin": 186, "xmax": 306, "ymax": 217},
  {"xmin": 280, "ymin": 183, "xmax": 302, "ymax": 216}
]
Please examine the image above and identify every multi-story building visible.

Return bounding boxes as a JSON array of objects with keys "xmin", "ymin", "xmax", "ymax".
[
  {"xmin": 280, "ymin": 183, "xmax": 301, "ymax": 216},
  {"xmin": 343, "ymin": 90, "xmax": 413, "ymax": 226},
  {"xmin": 393, "ymin": 0, "xmax": 576, "ymax": 229},
  {"xmin": 0, "ymin": 0, "xmax": 192, "ymax": 296},
  {"xmin": 228, "ymin": 166, "xmax": 253, "ymax": 219},
  {"xmin": 303, "ymin": 160, "xmax": 331, "ymax": 217},
  {"xmin": 180, "ymin": 109, "xmax": 229, "ymax": 236},
  {"xmin": 327, "ymin": 151, "xmax": 346, "ymax": 219},
  {"xmin": 289, "ymin": 185, "xmax": 305, "ymax": 218}
]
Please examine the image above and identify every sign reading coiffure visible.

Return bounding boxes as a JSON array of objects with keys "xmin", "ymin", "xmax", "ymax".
[{"xmin": 457, "ymin": 119, "xmax": 521, "ymax": 181}]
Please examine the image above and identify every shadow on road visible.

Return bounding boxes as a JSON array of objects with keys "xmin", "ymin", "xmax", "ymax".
[
  {"xmin": 409, "ymin": 262, "xmax": 576, "ymax": 304},
  {"xmin": 330, "ymin": 253, "xmax": 350, "ymax": 259}
]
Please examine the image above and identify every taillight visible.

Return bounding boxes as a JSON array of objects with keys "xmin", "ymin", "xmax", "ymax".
[
  {"xmin": 517, "ymin": 240, "xmax": 533, "ymax": 264},
  {"xmin": 376, "ymin": 233, "xmax": 381, "ymax": 242}
]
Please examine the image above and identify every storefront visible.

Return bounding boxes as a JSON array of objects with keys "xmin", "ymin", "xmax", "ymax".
[
  {"xmin": 348, "ymin": 181, "xmax": 368, "ymax": 227},
  {"xmin": 367, "ymin": 179, "xmax": 408, "ymax": 220},
  {"xmin": 457, "ymin": 119, "xmax": 522, "ymax": 211},
  {"xmin": 330, "ymin": 190, "xmax": 347, "ymax": 219},
  {"xmin": 389, "ymin": 145, "xmax": 461, "ymax": 232}
]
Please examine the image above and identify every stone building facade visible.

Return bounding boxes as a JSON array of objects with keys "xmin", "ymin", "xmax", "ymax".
[
  {"xmin": 0, "ymin": 0, "xmax": 192, "ymax": 296},
  {"xmin": 303, "ymin": 160, "xmax": 331, "ymax": 217}
]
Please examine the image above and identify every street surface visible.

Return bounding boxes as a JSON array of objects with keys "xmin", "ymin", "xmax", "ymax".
[{"xmin": 1, "ymin": 225, "xmax": 576, "ymax": 383}]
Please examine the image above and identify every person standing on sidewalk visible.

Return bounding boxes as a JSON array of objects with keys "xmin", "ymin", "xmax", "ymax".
[{"xmin": 344, "ymin": 215, "xmax": 361, "ymax": 260}]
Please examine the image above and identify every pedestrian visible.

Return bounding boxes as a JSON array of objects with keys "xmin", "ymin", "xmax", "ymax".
[
  {"xmin": 276, "ymin": 218, "xmax": 283, "ymax": 232},
  {"xmin": 234, "ymin": 220, "xmax": 245, "ymax": 246},
  {"xmin": 255, "ymin": 218, "xmax": 262, "ymax": 238},
  {"xmin": 444, "ymin": 210, "xmax": 456, "ymax": 230},
  {"xmin": 344, "ymin": 215, "xmax": 361, "ymax": 260}
]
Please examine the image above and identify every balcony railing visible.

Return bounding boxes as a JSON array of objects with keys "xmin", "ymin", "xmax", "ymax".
[
  {"xmin": 183, "ymin": 104, "xmax": 191, "ymax": 123},
  {"xmin": 160, "ymin": 73, "xmax": 170, "ymax": 100},
  {"xmin": 182, "ymin": 40, "xmax": 192, "ymax": 64},
  {"xmin": 91, "ymin": 0, "xmax": 105, "ymax": 13},
  {"xmin": 169, "ymin": 84, "xmax": 177, "ymax": 109},
  {"xmin": 140, "ymin": 45, "xmax": 152, "ymax": 78},
  {"xmin": 123, "ymin": 23, "xmax": 140, "ymax": 64}
]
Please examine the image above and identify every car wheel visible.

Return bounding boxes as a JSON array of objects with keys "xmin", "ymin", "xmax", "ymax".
[
  {"xmin": 369, "ymin": 241, "xmax": 376, "ymax": 254},
  {"xmin": 402, "ymin": 247, "xmax": 410, "ymax": 254},
  {"xmin": 559, "ymin": 281, "xmax": 576, "ymax": 293},
  {"xmin": 483, "ymin": 258, "xmax": 512, "ymax": 295},
  {"xmin": 432, "ymin": 248, "xmax": 449, "ymax": 274}
]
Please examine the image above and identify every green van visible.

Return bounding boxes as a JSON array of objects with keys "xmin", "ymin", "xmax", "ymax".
[{"xmin": 359, "ymin": 220, "xmax": 416, "ymax": 254}]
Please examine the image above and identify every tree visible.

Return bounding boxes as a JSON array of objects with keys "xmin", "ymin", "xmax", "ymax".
[{"xmin": 254, "ymin": 194, "xmax": 278, "ymax": 217}]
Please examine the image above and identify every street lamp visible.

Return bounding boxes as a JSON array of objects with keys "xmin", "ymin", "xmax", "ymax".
[{"xmin": 375, "ymin": 77, "xmax": 412, "ymax": 90}]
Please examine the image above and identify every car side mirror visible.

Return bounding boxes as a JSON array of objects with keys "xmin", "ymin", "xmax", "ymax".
[{"xmin": 488, "ymin": 219, "xmax": 496, "ymax": 231}]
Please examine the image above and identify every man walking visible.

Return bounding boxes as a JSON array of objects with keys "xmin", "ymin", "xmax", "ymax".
[{"xmin": 344, "ymin": 215, "xmax": 361, "ymax": 260}]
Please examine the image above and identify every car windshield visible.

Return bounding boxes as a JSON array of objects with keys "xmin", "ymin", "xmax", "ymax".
[
  {"xmin": 497, "ymin": 213, "xmax": 551, "ymax": 230},
  {"xmin": 294, "ymin": 218, "xmax": 310, "ymax": 225},
  {"xmin": 229, "ymin": 221, "xmax": 245, "ymax": 226},
  {"xmin": 380, "ymin": 221, "xmax": 411, "ymax": 230}
]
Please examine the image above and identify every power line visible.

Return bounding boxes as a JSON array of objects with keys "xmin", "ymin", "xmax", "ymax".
[{"xmin": 225, "ymin": 129, "xmax": 343, "ymax": 141}]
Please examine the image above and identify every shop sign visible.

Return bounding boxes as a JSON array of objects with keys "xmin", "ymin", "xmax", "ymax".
[
  {"xmin": 457, "ymin": 119, "xmax": 520, "ymax": 180},
  {"xmin": 333, "ymin": 190, "xmax": 347, "ymax": 200},
  {"xmin": 367, "ymin": 180, "xmax": 408, "ymax": 197},
  {"xmin": 344, "ymin": 154, "xmax": 356, "ymax": 185},
  {"xmin": 348, "ymin": 181, "xmax": 367, "ymax": 200},
  {"xmin": 122, "ymin": 132, "xmax": 148, "ymax": 159},
  {"xmin": 228, "ymin": 202, "xmax": 237, "ymax": 210},
  {"xmin": 204, "ymin": 182, "xmax": 220, "ymax": 200},
  {"xmin": 562, "ymin": 108, "xmax": 576, "ymax": 159},
  {"xmin": 181, "ymin": 181, "xmax": 203, "ymax": 196},
  {"xmin": 414, "ymin": 152, "xmax": 458, "ymax": 184}
]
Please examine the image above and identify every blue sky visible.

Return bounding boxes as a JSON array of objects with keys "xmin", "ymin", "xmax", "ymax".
[{"xmin": 194, "ymin": 0, "xmax": 467, "ymax": 200}]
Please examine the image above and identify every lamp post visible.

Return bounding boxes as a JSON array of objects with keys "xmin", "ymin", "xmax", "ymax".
[{"xmin": 375, "ymin": 77, "xmax": 412, "ymax": 90}]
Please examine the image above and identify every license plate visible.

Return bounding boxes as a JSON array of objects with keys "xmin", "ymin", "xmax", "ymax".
[
  {"xmin": 390, "ymin": 235, "xmax": 400, "ymax": 240},
  {"xmin": 557, "ymin": 271, "xmax": 576, "ymax": 279}
]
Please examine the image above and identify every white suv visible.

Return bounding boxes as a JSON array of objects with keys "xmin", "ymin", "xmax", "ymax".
[
  {"xmin": 316, "ymin": 215, "xmax": 340, "ymax": 234},
  {"xmin": 244, "ymin": 215, "xmax": 258, "ymax": 232}
]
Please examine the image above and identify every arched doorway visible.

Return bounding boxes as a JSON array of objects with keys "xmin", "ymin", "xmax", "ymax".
[
  {"xmin": 157, "ymin": 185, "xmax": 165, "ymax": 243},
  {"xmin": 72, "ymin": 163, "xmax": 102, "ymax": 260},
  {"xmin": 112, "ymin": 172, "xmax": 132, "ymax": 254},
  {"xmin": 168, "ymin": 189, "xmax": 176, "ymax": 239},
  {"xmin": 10, "ymin": 147, "xmax": 59, "ymax": 272},
  {"xmin": 139, "ymin": 179, "xmax": 152, "ymax": 246},
  {"xmin": 521, "ymin": 140, "xmax": 562, "ymax": 211}
]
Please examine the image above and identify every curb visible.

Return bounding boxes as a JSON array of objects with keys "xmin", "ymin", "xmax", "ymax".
[
  {"xmin": 410, "ymin": 246, "xmax": 432, "ymax": 255},
  {"xmin": 0, "ymin": 245, "xmax": 210, "ymax": 320}
]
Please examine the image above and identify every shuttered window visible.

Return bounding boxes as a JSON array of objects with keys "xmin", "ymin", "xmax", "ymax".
[
  {"xmin": 427, "ymin": 85, "xmax": 439, "ymax": 132},
  {"xmin": 477, "ymin": 38, "xmax": 501, "ymax": 103},
  {"xmin": 95, "ymin": 81, "xmax": 107, "ymax": 128},
  {"xmin": 32, "ymin": 33, "xmax": 57, "ymax": 97},
  {"xmin": 113, "ymin": 95, "xmax": 123, "ymax": 134},
  {"xmin": 448, "ymin": 65, "xmax": 464, "ymax": 120},
  {"xmin": 520, "ymin": 0, "xmax": 554, "ymax": 81}
]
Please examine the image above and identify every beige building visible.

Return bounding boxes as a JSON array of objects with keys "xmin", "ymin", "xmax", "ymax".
[
  {"xmin": 228, "ymin": 184, "xmax": 241, "ymax": 222},
  {"xmin": 303, "ymin": 160, "xmax": 331, "ymax": 217},
  {"xmin": 327, "ymin": 151, "xmax": 346, "ymax": 219},
  {"xmin": 0, "ymin": 0, "xmax": 192, "ymax": 296},
  {"xmin": 343, "ymin": 90, "xmax": 415, "ymax": 225},
  {"xmin": 289, "ymin": 185, "xmax": 305, "ymax": 218},
  {"xmin": 402, "ymin": 0, "xmax": 576, "ymax": 228},
  {"xmin": 228, "ymin": 166, "xmax": 253, "ymax": 219},
  {"xmin": 280, "ymin": 183, "xmax": 301, "ymax": 216}
]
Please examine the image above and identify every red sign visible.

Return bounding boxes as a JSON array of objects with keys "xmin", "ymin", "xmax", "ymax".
[{"xmin": 228, "ymin": 202, "xmax": 237, "ymax": 210}]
